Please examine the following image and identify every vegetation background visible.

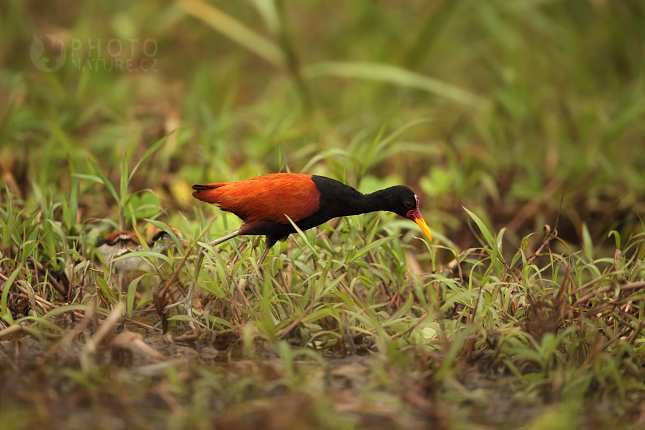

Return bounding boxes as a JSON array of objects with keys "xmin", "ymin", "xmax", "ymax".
[{"xmin": 1, "ymin": 1, "xmax": 645, "ymax": 429}]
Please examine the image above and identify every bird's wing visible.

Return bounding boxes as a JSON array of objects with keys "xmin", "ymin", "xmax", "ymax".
[{"xmin": 193, "ymin": 173, "xmax": 320, "ymax": 224}]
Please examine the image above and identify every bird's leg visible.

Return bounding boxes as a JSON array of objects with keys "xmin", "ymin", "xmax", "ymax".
[
  {"xmin": 259, "ymin": 235, "xmax": 280, "ymax": 266},
  {"xmin": 257, "ymin": 244, "xmax": 271, "ymax": 266},
  {"xmin": 164, "ymin": 230, "xmax": 241, "ymax": 322}
]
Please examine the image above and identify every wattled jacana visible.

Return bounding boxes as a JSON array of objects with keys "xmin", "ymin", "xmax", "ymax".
[{"xmin": 169, "ymin": 173, "xmax": 432, "ymax": 315}]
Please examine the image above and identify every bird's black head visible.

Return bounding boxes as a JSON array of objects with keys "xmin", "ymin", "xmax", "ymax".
[
  {"xmin": 381, "ymin": 185, "xmax": 418, "ymax": 218},
  {"xmin": 380, "ymin": 185, "xmax": 433, "ymax": 241}
]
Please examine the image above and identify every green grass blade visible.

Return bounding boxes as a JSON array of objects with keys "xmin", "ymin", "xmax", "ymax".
[
  {"xmin": 252, "ymin": 0, "xmax": 279, "ymax": 33},
  {"xmin": 88, "ymin": 160, "xmax": 119, "ymax": 205},
  {"xmin": 71, "ymin": 174, "xmax": 104, "ymax": 185},
  {"xmin": 168, "ymin": 314, "xmax": 208, "ymax": 328},
  {"xmin": 69, "ymin": 173, "xmax": 79, "ymax": 231},
  {"xmin": 348, "ymin": 235, "xmax": 398, "ymax": 264},
  {"xmin": 119, "ymin": 155, "xmax": 129, "ymax": 209},
  {"xmin": 128, "ymin": 134, "xmax": 171, "ymax": 183},
  {"xmin": 97, "ymin": 277, "xmax": 118, "ymax": 305},
  {"xmin": 1, "ymin": 264, "xmax": 22, "ymax": 325},
  {"xmin": 112, "ymin": 250, "xmax": 170, "ymax": 264},
  {"xmin": 582, "ymin": 223, "xmax": 593, "ymax": 260},
  {"xmin": 41, "ymin": 304, "xmax": 110, "ymax": 319},
  {"xmin": 179, "ymin": 0, "xmax": 285, "ymax": 67},
  {"xmin": 304, "ymin": 61, "xmax": 489, "ymax": 108},
  {"xmin": 608, "ymin": 230, "xmax": 621, "ymax": 250},
  {"xmin": 463, "ymin": 206, "xmax": 506, "ymax": 265},
  {"xmin": 126, "ymin": 275, "xmax": 145, "ymax": 319},
  {"xmin": 285, "ymin": 214, "xmax": 320, "ymax": 260},
  {"xmin": 15, "ymin": 316, "xmax": 65, "ymax": 332}
]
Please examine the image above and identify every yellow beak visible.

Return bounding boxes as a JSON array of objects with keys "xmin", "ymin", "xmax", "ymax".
[{"xmin": 414, "ymin": 217, "xmax": 433, "ymax": 242}]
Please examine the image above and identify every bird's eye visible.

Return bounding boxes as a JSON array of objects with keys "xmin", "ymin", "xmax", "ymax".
[{"xmin": 405, "ymin": 200, "xmax": 414, "ymax": 209}]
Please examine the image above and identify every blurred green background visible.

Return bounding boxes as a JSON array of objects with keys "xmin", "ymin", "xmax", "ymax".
[{"xmin": 1, "ymin": 0, "xmax": 644, "ymax": 250}]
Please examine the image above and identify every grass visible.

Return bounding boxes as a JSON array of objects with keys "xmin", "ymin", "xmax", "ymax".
[{"xmin": 2, "ymin": 0, "xmax": 645, "ymax": 428}]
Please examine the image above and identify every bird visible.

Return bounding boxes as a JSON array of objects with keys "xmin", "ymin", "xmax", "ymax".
[
  {"xmin": 96, "ymin": 226, "xmax": 187, "ymax": 276},
  {"xmin": 191, "ymin": 173, "xmax": 432, "ymax": 264},
  {"xmin": 147, "ymin": 225, "xmax": 189, "ymax": 254},
  {"xmin": 168, "ymin": 173, "xmax": 433, "ymax": 323}
]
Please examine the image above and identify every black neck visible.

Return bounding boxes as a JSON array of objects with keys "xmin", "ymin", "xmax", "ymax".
[
  {"xmin": 337, "ymin": 188, "xmax": 395, "ymax": 217},
  {"xmin": 311, "ymin": 176, "xmax": 400, "ymax": 220}
]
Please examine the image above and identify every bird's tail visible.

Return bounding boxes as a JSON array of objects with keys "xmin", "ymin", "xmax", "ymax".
[
  {"xmin": 192, "ymin": 183, "xmax": 224, "ymax": 203},
  {"xmin": 192, "ymin": 184, "xmax": 215, "ymax": 191}
]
